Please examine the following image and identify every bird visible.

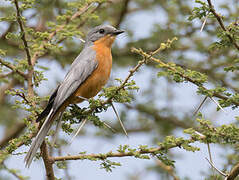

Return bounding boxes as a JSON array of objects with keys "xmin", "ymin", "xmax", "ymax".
[{"xmin": 24, "ymin": 25, "xmax": 124, "ymax": 167}]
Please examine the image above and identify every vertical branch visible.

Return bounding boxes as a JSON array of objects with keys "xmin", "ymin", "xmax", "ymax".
[
  {"xmin": 207, "ymin": 0, "xmax": 239, "ymax": 51},
  {"xmin": 13, "ymin": 0, "xmax": 35, "ymax": 98},
  {"xmin": 13, "ymin": 0, "xmax": 32, "ymax": 66},
  {"xmin": 40, "ymin": 142, "xmax": 55, "ymax": 180}
]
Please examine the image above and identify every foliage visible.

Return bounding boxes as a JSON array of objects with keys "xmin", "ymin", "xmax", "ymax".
[{"xmin": 0, "ymin": 0, "xmax": 239, "ymax": 179}]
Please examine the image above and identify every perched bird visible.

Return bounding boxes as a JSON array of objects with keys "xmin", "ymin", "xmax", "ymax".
[{"xmin": 24, "ymin": 25, "xmax": 124, "ymax": 167}]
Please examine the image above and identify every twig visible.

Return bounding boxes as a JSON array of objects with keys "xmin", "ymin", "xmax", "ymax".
[
  {"xmin": 13, "ymin": 0, "xmax": 32, "ymax": 66},
  {"xmin": 0, "ymin": 58, "xmax": 27, "ymax": 79},
  {"xmin": 40, "ymin": 141, "xmax": 55, "ymax": 180},
  {"xmin": 207, "ymin": 0, "xmax": 239, "ymax": 51},
  {"xmin": 205, "ymin": 157, "xmax": 227, "ymax": 177}
]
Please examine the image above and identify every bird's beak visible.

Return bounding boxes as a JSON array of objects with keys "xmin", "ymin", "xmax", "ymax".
[{"xmin": 111, "ymin": 29, "xmax": 124, "ymax": 35}]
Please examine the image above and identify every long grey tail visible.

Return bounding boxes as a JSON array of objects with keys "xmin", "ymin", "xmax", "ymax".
[{"xmin": 24, "ymin": 108, "xmax": 55, "ymax": 168}]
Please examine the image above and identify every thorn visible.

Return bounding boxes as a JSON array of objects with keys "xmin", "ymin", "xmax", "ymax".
[
  {"xmin": 111, "ymin": 102, "xmax": 128, "ymax": 138},
  {"xmin": 51, "ymin": 111, "xmax": 63, "ymax": 146},
  {"xmin": 207, "ymin": 143, "xmax": 215, "ymax": 176},
  {"xmin": 193, "ymin": 96, "xmax": 208, "ymax": 116},
  {"xmin": 200, "ymin": 14, "xmax": 208, "ymax": 32},
  {"xmin": 195, "ymin": 131, "xmax": 206, "ymax": 138},
  {"xmin": 205, "ymin": 157, "xmax": 228, "ymax": 177},
  {"xmin": 79, "ymin": 37, "xmax": 85, "ymax": 43},
  {"xmin": 78, "ymin": 96, "xmax": 89, "ymax": 102},
  {"xmin": 209, "ymin": 97, "xmax": 227, "ymax": 114},
  {"xmin": 70, "ymin": 118, "xmax": 87, "ymax": 144},
  {"xmin": 102, "ymin": 121, "xmax": 116, "ymax": 133}
]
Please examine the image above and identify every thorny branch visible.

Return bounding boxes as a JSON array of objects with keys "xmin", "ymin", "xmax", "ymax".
[
  {"xmin": 13, "ymin": 0, "xmax": 32, "ymax": 66},
  {"xmin": 132, "ymin": 48, "xmax": 239, "ymax": 107},
  {"xmin": 207, "ymin": 0, "xmax": 239, "ymax": 51},
  {"xmin": 0, "ymin": 58, "xmax": 27, "ymax": 79},
  {"xmin": 52, "ymin": 139, "xmax": 192, "ymax": 163}
]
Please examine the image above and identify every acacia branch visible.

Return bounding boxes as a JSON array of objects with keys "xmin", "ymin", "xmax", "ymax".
[
  {"xmin": 132, "ymin": 48, "xmax": 239, "ymax": 107},
  {"xmin": 40, "ymin": 141, "xmax": 55, "ymax": 180},
  {"xmin": 207, "ymin": 0, "xmax": 239, "ymax": 51},
  {"xmin": 14, "ymin": 0, "xmax": 32, "ymax": 66},
  {"xmin": 0, "ymin": 58, "xmax": 27, "ymax": 79},
  {"xmin": 52, "ymin": 139, "xmax": 191, "ymax": 163}
]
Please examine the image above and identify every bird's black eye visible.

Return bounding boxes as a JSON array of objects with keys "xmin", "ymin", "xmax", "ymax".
[{"xmin": 99, "ymin": 29, "xmax": 105, "ymax": 34}]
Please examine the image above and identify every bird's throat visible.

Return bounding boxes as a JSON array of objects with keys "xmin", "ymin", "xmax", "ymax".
[{"xmin": 94, "ymin": 34, "xmax": 116, "ymax": 48}]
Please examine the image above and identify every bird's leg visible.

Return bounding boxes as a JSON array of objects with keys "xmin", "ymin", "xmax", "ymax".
[{"xmin": 111, "ymin": 102, "xmax": 128, "ymax": 138}]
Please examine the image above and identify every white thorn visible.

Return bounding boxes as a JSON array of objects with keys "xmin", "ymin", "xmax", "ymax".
[
  {"xmin": 70, "ymin": 119, "xmax": 87, "ymax": 144},
  {"xmin": 210, "ymin": 97, "xmax": 227, "ymax": 114},
  {"xmin": 51, "ymin": 111, "xmax": 63, "ymax": 146},
  {"xmin": 102, "ymin": 121, "xmax": 116, "ymax": 133},
  {"xmin": 79, "ymin": 38, "xmax": 86, "ymax": 43},
  {"xmin": 111, "ymin": 103, "xmax": 128, "ymax": 138},
  {"xmin": 193, "ymin": 96, "xmax": 208, "ymax": 116},
  {"xmin": 200, "ymin": 14, "xmax": 208, "ymax": 32},
  {"xmin": 195, "ymin": 131, "xmax": 206, "ymax": 138}
]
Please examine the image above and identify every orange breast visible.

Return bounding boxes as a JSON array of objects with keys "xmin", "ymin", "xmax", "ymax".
[{"xmin": 73, "ymin": 36, "xmax": 113, "ymax": 102}]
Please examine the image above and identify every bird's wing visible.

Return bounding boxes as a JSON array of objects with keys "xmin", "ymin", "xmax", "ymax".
[{"xmin": 53, "ymin": 46, "xmax": 98, "ymax": 111}]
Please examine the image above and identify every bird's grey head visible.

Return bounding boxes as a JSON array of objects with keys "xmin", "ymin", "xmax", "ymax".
[{"xmin": 86, "ymin": 25, "xmax": 124, "ymax": 43}]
